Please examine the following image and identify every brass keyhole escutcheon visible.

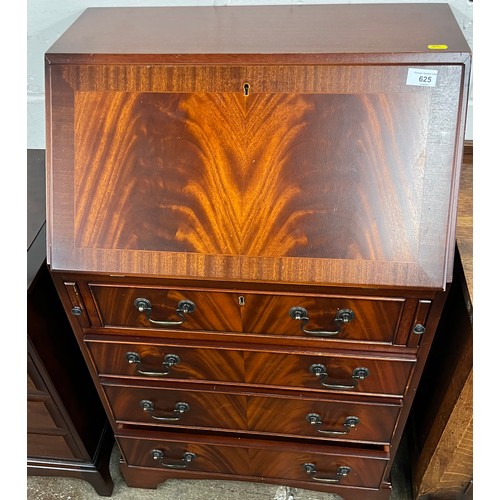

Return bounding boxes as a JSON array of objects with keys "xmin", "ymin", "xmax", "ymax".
[{"xmin": 243, "ymin": 83, "xmax": 250, "ymax": 96}]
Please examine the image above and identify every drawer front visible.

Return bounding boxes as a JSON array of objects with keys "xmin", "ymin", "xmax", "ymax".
[
  {"xmin": 117, "ymin": 434, "xmax": 388, "ymax": 489},
  {"xmin": 27, "ymin": 434, "xmax": 78, "ymax": 461},
  {"xmin": 104, "ymin": 384, "xmax": 247, "ymax": 433},
  {"xmin": 28, "ymin": 351, "xmax": 48, "ymax": 395},
  {"xmin": 245, "ymin": 394, "xmax": 400, "ymax": 444},
  {"xmin": 89, "ymin": 283, "xmax": 405, "ymax": 343},
  {"xmin": 241, "ymin": 294, "xmax": 404, "ymax": 343},
  {"xmin": 27, "ymin": 401, "xmax": 61, "ymax": 433},
  {"xmin": 86, "ymin": 339, "xmax": 414, "ymax": 396},
  {"xmin": 90, "ymin": 285, "xmax": 241, "ymax": 333},
  {"xmin": 104, "ymin": 383, "xmax": 400, "ymax": 444}
]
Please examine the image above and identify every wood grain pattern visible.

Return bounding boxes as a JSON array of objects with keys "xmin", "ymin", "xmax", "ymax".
[
  {"xmin": 105, "ymin": 384, "xmax": 247, "ymax": 433},
  {"xmin": 456, "ymin": 144, "xmax": 473, "ymax": 301},
  {"xmin": 73, "ymin": 91, "xmax": 427, "ymax": 261},
  {"xmin": 417, "ymin": 371, "xmax": 473, "ymax": 498},
  {"xmin": 43, "ymin": 6, "xmax": 471, "ymax": 498},
  {"xmin": 247, "ymin": 396, "xmax": 399, "ymax": 444},
  {"xmin": 244, "ymin": 394, "xmax": 399, "ymax": 444},
  {"xmin": 243, "ymin": 351, "xmax": 414, "ymax": 397},
  {"xmin": 64, "ymin": 63, "xmax": 461, "ymax": 95},
  {"xmin": 117, "ymin": 433, "xmax": 388, "ymax": 489},
  {"xmin": 85, "ymin": 338, "xmax": 414, "ymax": 397},
  {"xmin": 46, "ymin": 60, "xmax": 467, "ymax": 288},
  {"xmin": 45, "ymin": 4, "xmax": 470, "ymax": 65},
  {"xmin": 86, "ymin": 340, "xmax": 247, "ymax": 383},
  {"xmin": 90, "ymin": 285, "xmax": 241, "ymax": 333},
  {"xmin": 241, "ymin": 294, "xmax": 405, "ymax": 343},
  {"xmin": 103, "ymin": 382, "xmax": 400, "ymax": 444},
  {"xmin": 117, "ymin": 462, "xmax": 393, "ymax": 499},
  {"xmin": 89, "ymin": 283, "xmax": 406, "ymax": 344}
]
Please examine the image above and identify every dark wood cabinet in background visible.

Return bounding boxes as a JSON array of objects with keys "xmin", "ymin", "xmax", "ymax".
[
  {"xmin": 44, "ymin": 5, "xmax": 471, "ymax": 499},
  {"xmin": 27, "ymin": 150, "xmax": 114, "ymax": 496}
]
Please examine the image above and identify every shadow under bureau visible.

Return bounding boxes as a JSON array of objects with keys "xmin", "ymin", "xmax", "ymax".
[{"xmin": 44, "ymin": 4, "xmax": 471, "ymax": 499}]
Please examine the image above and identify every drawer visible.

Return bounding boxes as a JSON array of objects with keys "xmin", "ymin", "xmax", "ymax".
[
  {"xmin": 86, "ymin": 338, "xmax": 414, "ymax": 397},
  {"xmin": 27, "ymin": 355, "xmax": 69, "ymax": 434},
  {"xmin": 28, "ymin": 352, "xmax": 48, "ymax": 396},
  {"xmin": 117, "ymin": 432, "xmax": 388, "ymax": 489},
  {"xmin": 241, "ymin": 294, "xmax": 405, "ymax": 343},
  {"xmin": 104, "ymin": 382, "xmax": 401, "ymax": 444},
  {"xmin": 89, "ymin": 283, "xmax": 406, "ymax": 344},
  {"xmin": 90, "ymin": 285, "xmax": 241, "ymax": 333},
  {"xmin": 27, "ymin": 433, "xmax": 78, "ymax": 460},
  {"xmin": 27, "ymin": 400, "xmax": 62, "ymax": 433}
]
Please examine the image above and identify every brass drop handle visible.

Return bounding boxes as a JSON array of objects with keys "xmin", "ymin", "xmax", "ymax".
[
  {"xmin": 151, "ymin": 449, "xmax": 196, "ymax": 469},
  {"xmin": 134, "ymin": 298, "xmax": 196, "ymax": 327},
  {"xmin": 126, "ymin": 352, "xmax": 181, "ymax": 377},
  {"xmin": 309, "ymin": 363, "xmax": 369, "ymax": 389},
  {"xmin": 289, "ymin": 307, "xmax": 354, "ymax": 337},
  {"xmin": 306, "ymin": 413, "xmax": 360, "ymax": 435},
  {"xmin": 140, "ymin": 400, "xmax": 190, "ymax": 421},
  {"xmin": 302, "ymin": 463, "xmax": 351, "ymax": 483}
]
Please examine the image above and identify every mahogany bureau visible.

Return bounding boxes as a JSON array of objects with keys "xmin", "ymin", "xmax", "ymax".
[{"xmin": 44, "ymin": 5, "xmax": 471, "ymax": 499}]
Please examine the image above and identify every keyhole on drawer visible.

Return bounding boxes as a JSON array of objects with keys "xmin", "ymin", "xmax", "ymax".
[
  {"xmin": 238, "ymin": 296, "xmax": 245, "ymax": 306},
  {"xmin": 243, "ymin": 83, "xmax": 250, "ymax": 96}
]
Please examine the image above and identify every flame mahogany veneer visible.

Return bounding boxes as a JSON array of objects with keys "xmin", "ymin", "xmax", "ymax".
[{"xmin": 46, "ymin": 5, "xmax": 470, "ymax": 498}]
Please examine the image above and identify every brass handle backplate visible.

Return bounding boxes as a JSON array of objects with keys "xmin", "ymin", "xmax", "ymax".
[
  {"xmin": 140, "ymin": 400, "xmax": 190, "ymax": 421},
  {"xmin": 289, "ymin": 307, "xmax": 355, "ymax": 337},
  {"xmin": 306, "ymin": 413, "xmax": 360, "ymax": 435},
  {"xmin": 134, "ymin": 298, "xmax": 196, "ymax": 327},
  {"xmin": 151, "ymin": 449, "xmax": 196, "ymax": 469},
  {"xmin": 309, "ymin": 363, "xmax": 369, "ymax": 390},
  {"xmin": 302, "ymin": 463, "xmax": 351, "ymax": 483},
  {"xmin": 125, "ymin": 352, "xmax": 181, "ymax": 377}
]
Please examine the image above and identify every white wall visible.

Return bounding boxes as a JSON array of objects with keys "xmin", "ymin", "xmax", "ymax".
[{"xmin": 27, "ymin": 0, "xmax": 473, "ymax": 149}]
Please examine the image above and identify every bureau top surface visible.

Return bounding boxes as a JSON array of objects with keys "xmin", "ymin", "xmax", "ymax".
[{"xmin": 45, "ymin": 3, "xmax": 470, "ymax": 64}]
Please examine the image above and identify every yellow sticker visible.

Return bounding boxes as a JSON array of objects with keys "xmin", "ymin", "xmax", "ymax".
[{"xmin": 428, "ymin": 44, "xmax": 448, "ymax": 50}]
